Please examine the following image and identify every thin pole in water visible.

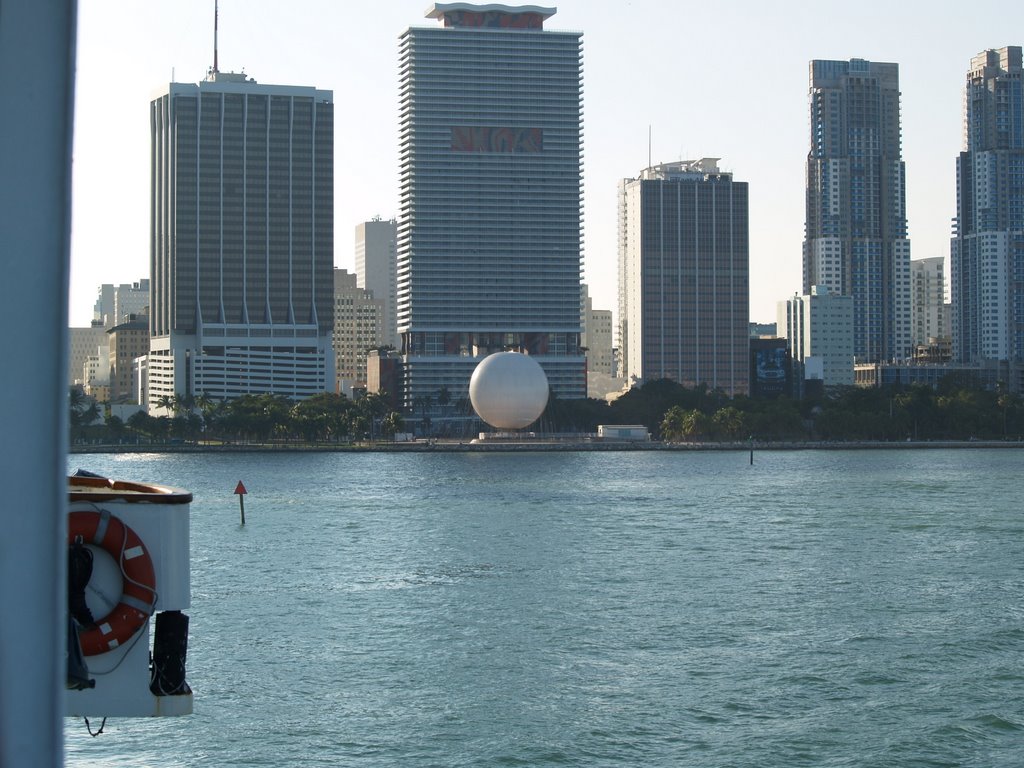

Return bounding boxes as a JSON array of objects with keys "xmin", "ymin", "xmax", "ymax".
[
  {"xmin": 234, "ymin": 480, "xmax": 247, "ymax": 525},
  {"xmin": 749, "ymin": 436, "xmax": 754, "ymax": 466}
]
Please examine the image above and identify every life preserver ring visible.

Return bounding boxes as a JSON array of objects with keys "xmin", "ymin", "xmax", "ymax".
[{"xmin": 68, "ymin": 510, "xmax": 157, "ymax": 656}]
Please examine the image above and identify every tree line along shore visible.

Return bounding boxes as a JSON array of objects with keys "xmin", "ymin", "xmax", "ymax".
[{"xmin": 70, "ymin": 378, "xmax": 1024, "ymax": 450}]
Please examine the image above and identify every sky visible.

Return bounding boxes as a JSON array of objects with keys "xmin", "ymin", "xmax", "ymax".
[{"xmin": 69, "ymin": 0, "xmax": 1024, "ymax": 328}]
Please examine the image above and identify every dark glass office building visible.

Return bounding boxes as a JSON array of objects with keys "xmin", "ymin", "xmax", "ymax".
[{"xmin": 149, "ymin": 71, "xmax": 334, "ymax": 410}]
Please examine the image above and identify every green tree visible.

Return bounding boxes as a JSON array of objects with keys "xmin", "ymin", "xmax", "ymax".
[
  {"xmin": 711, "ymin": 406, "xmax": 745, "ymax": 440},
  {"xmin": 660, "ymin": 405, "xmax": 687, "ymax": 441},
  {"xmin": 381, "ymin": 411, "xmax": 405, "ymax": 439},
  {"xmin": 69, "ymin": 388, "xmax": 100, "ymax": 442},
  {"xmin": 680, "ymin": 409, "xmax": 711, "ymax": 441}
]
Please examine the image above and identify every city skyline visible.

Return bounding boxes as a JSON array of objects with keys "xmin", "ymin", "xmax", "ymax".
[{"xmin": 69, "ymin": 0, "xmax": 1024, "ymax": 329}]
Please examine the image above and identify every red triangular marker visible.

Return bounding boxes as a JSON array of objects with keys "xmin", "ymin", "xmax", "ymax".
[{"xmin": 234, "ymin": 481, "xmax": 247, "ymax": 495}]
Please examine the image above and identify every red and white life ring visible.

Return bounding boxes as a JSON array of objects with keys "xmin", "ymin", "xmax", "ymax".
[{"xmin": 68, "ymin": 510, "xmax": 157, "ymax": 656}]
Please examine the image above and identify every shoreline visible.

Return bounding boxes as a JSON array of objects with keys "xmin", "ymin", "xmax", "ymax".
[{"xmin": 69, "ymin": 439, "xmax": 1024, "ymax": 454}]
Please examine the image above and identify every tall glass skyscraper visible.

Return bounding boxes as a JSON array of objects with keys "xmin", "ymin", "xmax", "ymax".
[
  {"xmin": 803, "ymin": 58, "xmax": 911, "ymax": 363},
  {"xmin": 149, "ymin": 71, "xmax": 334, "ymax": 411},
  {"xmin": 952, "ymin": 46, "xmax": 1024, "ymax": 363},
  {"xmin": 396, "ymin": 3, "xmax": 585, "ymax": 408}
]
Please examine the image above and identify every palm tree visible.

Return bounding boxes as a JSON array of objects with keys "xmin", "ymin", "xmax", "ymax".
[
  {"xmin": 660, "ymin": 405, "xmax": 687, "ymax": 442},
  {"xmin": 712, "ymin": 406, "xmax": 745, "ymax": 440},
  {"xmin": 69, "ymin": 388, "xmax": 100, "ymax": 441},
  {"xmin": 681, "ymin": 409, "xmax": 711, "ymax": 441},
  {"xmin": 155, "ymin": 394, "xmax": 175, "ymax": 416},
  {"xmin": 381, "ymin": 411, "xmax": 405, "ymax": 439}
]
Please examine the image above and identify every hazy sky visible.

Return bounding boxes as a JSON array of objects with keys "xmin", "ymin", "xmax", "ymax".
[{"xmin": 69, "ymin": 0, "xmax": 1023, "ymax": 327}]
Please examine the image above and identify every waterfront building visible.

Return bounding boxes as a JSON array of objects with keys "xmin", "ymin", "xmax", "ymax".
[
  {"xmin": 910, "ymin": 256, "xmax": 948, "ymax": 347},
  {"xmin": 778, "ymin": 285, "xmax": 854, "ymax": 387},
  {"xmin": 148, "ymin": 68, "xmax": 334, "ymax": 413},
  {"xmin": 804, "ymin": 58, "xmax": 911, "ymax": 363},
  {"xmin": 107, "ymin": 313, "xmax": 150, "ymax": 403},
  {"xmin": 332, "ymin": 268, "xmax": 384, "ymax": 396},
  {"xmin": 618, "ymin": 159, "xmax": 750, "ymax": 395},
  {"xmin": 355, "ymin": 218, "xmax": 399, "ymax": 350},
  {"xmin": 952, "ymin": 46, "xmax": 1024, "ymax": 363},
  {"xmin": 396, "ymin": 3, "xmax": 586, "ymax": 408}
]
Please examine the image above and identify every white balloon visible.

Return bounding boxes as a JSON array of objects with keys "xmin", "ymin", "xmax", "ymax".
[{"xmin": 469, "ymin": 352, "xmax": 549, "ymax": 429}]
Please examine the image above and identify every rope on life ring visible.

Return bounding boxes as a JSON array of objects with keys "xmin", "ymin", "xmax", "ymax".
[{"xmin": 68, "ymin": 510, "xmax": 157, "ymax": 657}]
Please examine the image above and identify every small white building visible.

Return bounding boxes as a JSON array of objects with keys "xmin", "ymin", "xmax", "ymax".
[
  {"xmin": 777, "ymin": 285, "xmax": 854, "ymax": 386},
  {"xmin": 597, "ymin": 424, "xmax": 650, "ymax": 441}
]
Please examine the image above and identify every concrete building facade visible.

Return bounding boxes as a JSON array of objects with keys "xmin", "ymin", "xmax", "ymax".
[
  {"xmin": 778, "ymin": 285, "xmax": 855, "ymax": 387},
  {"xmin": 332, "ymin": 268, "xmax": 384, "ymax": 396},
  {"xmin": 148, "ymin": 70, "xmax": 334, "ymax": 413},
  {"xmin": 107, "ymin": 313, "xmax": 150, "ymax": 404},
  {"xmin": 93, "ymin": 280, "xmax": 149, "ymax": 329},
  {"xmin": 804, "ymin": 58, "xmax": 911, "ymax": 363},
  {"xmin": 910, "ymin": 256, "xmax": 948, "ymax": 347},
  {"xmin": 952, "ymin": 46, "xmax": 1024, "ymax": 363},
  {"xmin": 618, "ymin": 159, "xmax": 750, "ymax": 396},
  {"xmin": 581, "ymin": 284, "xmax": 614, "ymax": 377},
  {"xmin": 396, "ymin": 3, "xmax": 586, "ymax": 407},
  {"xmin": 106, "ymin": 315, "xmax": 149, "ymax": 405},
  {"xmin": 68, "ymin": 322, "xmax": 109, "ymax": 387},
  {"xmin": 355, "ymin": 218, "xmax": 399, "ymax": 350}
]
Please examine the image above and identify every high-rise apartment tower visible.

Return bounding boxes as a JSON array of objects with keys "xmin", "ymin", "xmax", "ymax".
[
  {"xmin": 952, "ymin": 46, "xmax": 1024, "ymax": 362},
  {"xmin": 396, "ymin": 3, "xmax": 586, "ymax": 407},
  {"xmin": 804, "ymin": 58, "xmax": 911, "ymax": 363},
  {"xmin": 618, "ymin": 159, "xmax": 750, "ymax": 395},
  {"xmin": 148, "ymin": 70, "xmax": 334, "ymax": 411}
]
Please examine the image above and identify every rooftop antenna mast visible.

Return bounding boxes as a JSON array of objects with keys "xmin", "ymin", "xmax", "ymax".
[{"xmin": 213, "ymin": 0, "xmax": 219, "ymax": 76}]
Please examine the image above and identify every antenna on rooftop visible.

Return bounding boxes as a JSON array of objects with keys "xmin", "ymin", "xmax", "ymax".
[
  {"xmin": 648, "ymin": 124, "xmax": 652, "ymax": 170},
  {"xmin": 213, "ymin": 0, "xmax": 219, "ymax": 76}
]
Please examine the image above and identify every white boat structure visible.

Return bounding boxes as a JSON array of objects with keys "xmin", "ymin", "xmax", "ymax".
[{"xmin": 66, "ymin": 473, "xmax": 193, "ymax": 718}]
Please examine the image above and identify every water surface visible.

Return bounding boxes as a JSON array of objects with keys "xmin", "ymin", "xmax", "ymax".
[{"xmin": 65, "ymin": 450, "xmax": 1024, "ymax": 766}]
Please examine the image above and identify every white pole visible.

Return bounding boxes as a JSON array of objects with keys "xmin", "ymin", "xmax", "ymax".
[{"xmin": 0, "ymin": 1, "xmax": 77, "ymax": 765}]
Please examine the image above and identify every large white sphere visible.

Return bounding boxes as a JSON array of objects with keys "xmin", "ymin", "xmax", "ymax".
[{"xmin": 469, "ymin": 352, "xmax": 549, "ymax": 430}]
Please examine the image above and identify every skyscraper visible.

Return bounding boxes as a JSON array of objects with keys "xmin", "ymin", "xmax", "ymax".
[
  {"xmin": 396, "ymin": 3, "xmax": 585, "ymax": 407},
  {"xmin": 618, "ymin": 159, "xmax": 750, "ymax": 396},
  {"xmin": 148, "ymin": 70, "xmax": 334, "ymax": 411},
  {"xmin": 952, "ymin": 47, "xmax": 1024, "ymax": 363},
  {"xmin": 804, "ymin": 58, "xmax": 911, "ymax": 363}
]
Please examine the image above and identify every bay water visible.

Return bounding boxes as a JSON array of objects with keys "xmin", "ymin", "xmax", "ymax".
[{"xmin": 65, "ymin": 449, "xmax": 1024, "ymax": 766}]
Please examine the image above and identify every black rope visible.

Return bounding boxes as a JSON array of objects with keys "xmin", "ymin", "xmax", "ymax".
[{"xmin": 83, "ymin": 716, "xmax": 106, "ymax": 737}]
